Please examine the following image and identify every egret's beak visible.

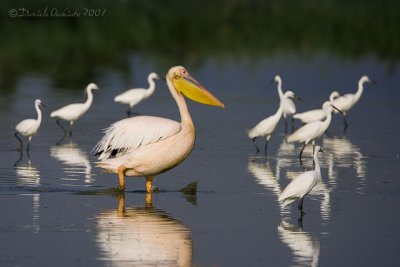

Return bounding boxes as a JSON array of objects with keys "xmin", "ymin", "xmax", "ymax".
[
  {"xmin": 173, "ymin": 75, "xmax": 225, "ymax": 108},
  {"xmin": 331, "ymin": 104, "xmax": 343, "ymax": 113},
  {"xmin": 40, "ymin": 103, "xmax": 46, "ymax": 108},
  {"xmin": 294, "ymin": 95, "xmax": 303, "ymax": 102},
  {"xmin": 319, "ymin": 148, "xmax": 324, "ymax": 153}
]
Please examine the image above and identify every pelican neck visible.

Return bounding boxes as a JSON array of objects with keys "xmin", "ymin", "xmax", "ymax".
[{"xmin": 166, "ymin": 76, "xmax": 194, "ymax": 130}]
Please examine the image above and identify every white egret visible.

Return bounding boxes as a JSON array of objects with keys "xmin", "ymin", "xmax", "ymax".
[
  {"xmin": 50, "ymin": 83, "xmax": 99, "ymax": 136},
  {"xmin": 273, "ymin": 75, "xmax": 298, "ymax": 133},
  {"xmin": 293, "ymin": 91, "xmax": 339, "ymax": 124},
  {"xmin": 114, "ymin": 72, "xmax": 160, "ymax": 116},
  {"xmin": 287, "ymin": 102, "xmax": 340, "ymax": 160},
  {"xmin": 279, "ymin": 146, "xmax": 323, "ymax": 214},
  {"xmin": 248, "ymin": 91, "xmax": 298, "ymax": 155},
  {"xmin": 94, "ymin": 66, "xmax": 224, "ymax": 193},
  {"xmin": 330, "ymin": 75, "xmax": 374, "ymax": 130},
  {"xmin": 14, "ymin": 99, "xmax": 45, "ymax": 151}
]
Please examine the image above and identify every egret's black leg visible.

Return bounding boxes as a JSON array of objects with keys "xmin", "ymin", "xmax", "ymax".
[
  {"xmin": 27, "ymin": 141, "xmax": 30, "ymax": 152},
  {"xmin": 14, "ymin": 132, "xmax": 23, "ymax": 149},
  {"xmin": 69, "ymin": 130, "xmax": 72, "ymax": 138},
  {"xmin": 284, "ymin": 118, "xmax": 288, "ymax": 134},
  {"xmin": 252, "ymin": 138, "xmax": 260, "ymax": 154},
  {"xmin": 291, "ymin": 117, "xmax": 295, "ymax": 133},
  {"xmin": 298, "ymin": 197, "xmax": 305, "ymax": 216},
  {"xmin": 264, "ymin": 140, "xmax": 269, "ymax": 157},
  {"xmin": 127, "ymin": 107, "xmax": 131, "ymax": 117},
  {"xmin": 56, "ymin": 119, "xmax": 67, "ymax": 132},
  {"xmin": 299, "ymin": 143, "xmax": 307, "ymax": 161},
  {"xmin": 343, "ymin": 116, "xmax": 348, "ymax": 133}
]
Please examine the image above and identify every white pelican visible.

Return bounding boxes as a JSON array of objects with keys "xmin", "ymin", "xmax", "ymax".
[
  {"xmin": 114, "ymin": 72, "xmax": 160, "ymax": 116},
  {"xmin": 293, "ymin": 91, "xmax": 339, "ymax": 124},
  {"xmin": 50, "ymin": 83, "xmax": 99, "ymax": 136},
  {"xmin": 330, "ymin": 75, "xmax": 374, "ymax": 130},
  {"xmin": 96, "ymin": 196, "xmax": 192, "ymax": 266},
  {"xmin": 279, "ymin": 146, "xmax": 323, "ymax": 214},
  {"xmin": 286, "ymin": 102, "xmax": 340, "ymax": 160},
  {"xmin": 14, "ymin": 99, "xmax": 45, "ymax": 151},
  {"xmin": 273, "ymin": 75, "xmax": 298, "ymax": 133},
  {"xmin": 94, "ymin": 66, "xmax": 224, "ymax": 193},
  {"xmin": 248, "ymin": 91, "xmax": 298, "ymax": 155}
]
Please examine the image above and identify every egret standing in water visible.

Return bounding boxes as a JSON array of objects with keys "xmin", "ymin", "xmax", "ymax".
[
  {"xmin": 114, "ymin": 72, "xmax": 160, "ymax": 117},
  {"xmin": 248, "ymin": 91, "xmax": 298, "ymax": 156},
  {"xmin": 293, "ymin": 91, "xmax": 339, "ymax": 124},
  {"xmin": 94, "ymin": 66, "xmax": 224, "ymax": 194},
  {"xmin": 50, "ymin": 83, "xmax": 99, "ymax": 137},
  {"xmin": 287, "ymin": 102, "xmax": 340, "ymax": 160},
  {"xmin": 273, "ymin": 75, "xmax": 298, "ymax": 133},
  {"xmin": 279, "ymin": 146, "xmax": 323, "ymax": 215},
  {"xmin": 330, "ymin": 75, "xmax": 374, "ymax": 131},
  {"xmin": 15, "ymin": 99, "xmax": 45, "ymax": 151}
]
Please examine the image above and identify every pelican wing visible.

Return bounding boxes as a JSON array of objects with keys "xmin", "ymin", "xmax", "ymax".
[{"xmin": 94, "ymin": 116, "xmax": 181, "ymax": 160}]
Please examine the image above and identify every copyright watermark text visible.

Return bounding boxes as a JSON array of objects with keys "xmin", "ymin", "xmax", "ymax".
[{"xmin": 9, "ymin": 7, "xmax": 107, "ymax": 18}]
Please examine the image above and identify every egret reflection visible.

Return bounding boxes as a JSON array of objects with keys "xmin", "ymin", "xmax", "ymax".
[
  {"xmin": 15, "ymin": 156, "xmax": 40, "ymax": 186},
  {"xmin": 50, "ymin": 141, "xmax": 94, "ymax": 184},
  {"xmin": 278, "ymin": 220, "xmax": 320, "ymax": 267},
  {"xmin": 96, "ymin": 196, "xmax": 192, "ymax": 267},
  {"xmin": 247, "ymin": 159, "xmax": 287, "ymax": 214},
  {"xmin": 323, "ymin": 136, "xmax": 367, "ymax": 193}
]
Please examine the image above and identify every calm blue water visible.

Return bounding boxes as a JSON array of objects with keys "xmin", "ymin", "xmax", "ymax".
[{"xmin": 0, "ymin": 53, "xmax": 399, "ymax": 266}]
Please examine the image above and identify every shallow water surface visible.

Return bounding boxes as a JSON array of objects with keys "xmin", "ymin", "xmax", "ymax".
[{"xmin": 0, "ymin": 54, "xmax": 400, "ymax": 266}]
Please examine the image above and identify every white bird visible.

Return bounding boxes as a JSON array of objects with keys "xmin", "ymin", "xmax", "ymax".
[
  {"xmin": 114, "ymin": 72, "xmax": 160, "ymax": 116},
  {"xmin": 273, "ymin": 75, "xmax": 299, "ymax": 133},
  {"xmin": 50, "ymin": 83, "xmax": 99, "ymax": 136},
  {"xmin": 96, "ymin": 197, "xmax": 192, "ymax": 266},
  {"xmin": 330, "ymin": 75, "xmax": 374, "ymax": 130},
  {"xmin": 293, "ymin": 91, "xmax": 339, "ymax": 124},
  {"xmin": 279, "ymin": 146, "xmax": 323, "ymax": 213},
  {"xmin": 287, "ymin": 102, "xmax": 339, "ymax": 160},
  {"xmin": 94, "ymin": 66, "xmax": 224, "ymax": 194},
  {"xmin": 15, "ymin": 99, "xmax": 45, "ymax": 151},
  {"xmin": 248, "ymin": 91, "xmax": 297, "ymax": 155}
]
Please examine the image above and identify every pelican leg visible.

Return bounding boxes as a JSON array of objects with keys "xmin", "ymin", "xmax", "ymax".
[
  {"xmin": 14, "ymin": 132, "xmax": 23, "ymax": 150},
  {"xmin": 252, "ymin": 138, "xmax": 260, "ymax": 154},
  {"xmin": 117, "ymin": 165, "xmax": 127, "ymax": 191},
  {"xmin": 146, "ymin": 176, "xmax": 154, "ymax": 193},
  {"xmin": 117, "ymin": 195, "xmax": 125, "ymax": 217}
]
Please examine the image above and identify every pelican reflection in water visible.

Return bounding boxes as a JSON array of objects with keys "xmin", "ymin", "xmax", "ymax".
[
  {"xmin": 278, "ymin": 220, "xmax": 320, "ymax": 267},
  {"xmin": 50, "ymin": 141, "xmax": 94, "ymax": 184},
  {"xmin": 96, "ymin": 196, "xmax": 192, "ymax": 267}
]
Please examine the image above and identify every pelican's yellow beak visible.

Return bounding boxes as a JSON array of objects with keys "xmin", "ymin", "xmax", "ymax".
[{"xmin": 173, "ymin": 74, "xmax": 225, "ymax": 108}]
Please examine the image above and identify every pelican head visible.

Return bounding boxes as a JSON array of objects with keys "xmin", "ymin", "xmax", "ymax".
[
  {"xmin": 169, "ymin": 66, "xmax": 224, "ymax": 108},
  {"xmin": 87, "ymin": 83, "xmax": 100, "ymax": 91}
]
